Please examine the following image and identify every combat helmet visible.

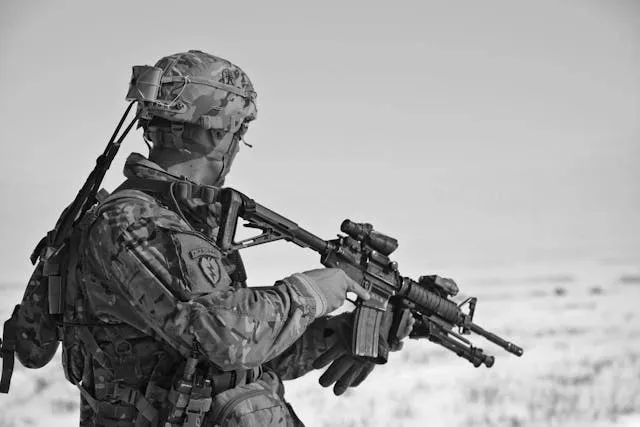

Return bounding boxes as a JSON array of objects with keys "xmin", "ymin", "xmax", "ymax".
[{"xmin": 126, "ymin": 50, "xmax": 257, "ymax": 147}]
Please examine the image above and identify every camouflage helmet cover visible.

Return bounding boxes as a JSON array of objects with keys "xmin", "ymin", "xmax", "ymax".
[{"xmin": 135, "ymin": 50, "xmax": 257, "ymax": 134}]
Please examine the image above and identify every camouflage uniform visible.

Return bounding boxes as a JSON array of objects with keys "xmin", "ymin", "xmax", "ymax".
[{"xmin": 62, "ymin": 153, "xmax": 336, "ymax": 426}]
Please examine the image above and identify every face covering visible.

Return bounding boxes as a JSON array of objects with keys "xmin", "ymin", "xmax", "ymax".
[{"xmin": 206, "ymin": 134, "xmax": 241, "ymax": 186}]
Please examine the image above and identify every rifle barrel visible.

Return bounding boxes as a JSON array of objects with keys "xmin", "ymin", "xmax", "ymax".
[{"xmin": 468, "ymin": 323, "xmax": 524, "ymax": 357}]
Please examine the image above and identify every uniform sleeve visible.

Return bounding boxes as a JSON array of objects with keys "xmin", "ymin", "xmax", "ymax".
[
  {"xmin": 85, "ymin": 194, "xmax": 324, "ymax": 371},
  {"xmin": 263, "ymin": 317, "xmax": 333, "ymax": 380}
]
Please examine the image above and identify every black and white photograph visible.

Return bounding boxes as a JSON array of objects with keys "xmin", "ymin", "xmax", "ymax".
[{"xmin": 0, "ymin": 1, "xmax": 638, "ymax": 426}]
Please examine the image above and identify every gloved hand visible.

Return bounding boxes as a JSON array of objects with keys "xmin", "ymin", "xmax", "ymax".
[
  {"xmin": 289, "ymin": 268, "xmax": 371, "ymax": 318},
  {"xmin": 312, "ymin": 313, "xmax": 374, "ymax": 396},
  {"xmin": 313, "ymin": 310, "xmax": 415, "ymax": 395}
]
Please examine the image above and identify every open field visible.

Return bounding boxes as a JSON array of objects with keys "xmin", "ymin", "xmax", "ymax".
[{"xmin": 1, "ymin": 258, "xmax": 639, "ymax": 426}]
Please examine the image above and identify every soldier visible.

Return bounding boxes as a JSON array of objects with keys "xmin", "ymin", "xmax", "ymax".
[{"xmin": 10, "ymin": 50, "xmax": 406, "ymax": 426}]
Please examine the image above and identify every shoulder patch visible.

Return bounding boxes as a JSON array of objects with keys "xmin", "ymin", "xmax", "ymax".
[{"xmin": 199, "ymin": 256, "xmax": 221, "ymax": 285}]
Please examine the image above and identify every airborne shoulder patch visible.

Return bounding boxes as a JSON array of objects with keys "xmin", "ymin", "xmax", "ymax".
[
  {"xmin": 199, "ymin": 256, "xmax": 221, "ymax": 285},
  {"xmin": 174, "ymin": 233, "xmax": 229, "ymax": 289}
]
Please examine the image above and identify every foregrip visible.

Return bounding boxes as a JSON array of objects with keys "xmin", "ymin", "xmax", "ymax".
[{"xmin": 401, "ymin": 278, "xmax": 462, "ymax": 324}]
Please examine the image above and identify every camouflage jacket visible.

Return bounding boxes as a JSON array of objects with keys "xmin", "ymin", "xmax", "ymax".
[{"xmin": 72, "ymin": 153, "xmax": 335, "ymax": 425}]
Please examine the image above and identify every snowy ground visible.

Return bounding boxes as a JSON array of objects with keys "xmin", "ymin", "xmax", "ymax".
[{"xmin": 1, "ymin": 258, "xmax": 639, "ymax": 426}]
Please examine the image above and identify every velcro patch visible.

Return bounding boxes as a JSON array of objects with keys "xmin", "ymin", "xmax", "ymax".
[{"xmin": 200, "ymin": 256, "xmax": 222, "ymax": 285}]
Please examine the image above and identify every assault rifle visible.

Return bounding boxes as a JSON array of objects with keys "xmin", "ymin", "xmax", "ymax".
[{"xmin": 209, "ymin": 186, "xmax": 524, "ymax": 367}]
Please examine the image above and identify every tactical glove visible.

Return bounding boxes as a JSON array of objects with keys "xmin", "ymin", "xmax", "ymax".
[
  {"xmin": 313, "ymin": 309, "xmax": 415, "ymax": 396},
  {"xmin": 312, "ymin": 313, "xmax": 374, "ymax": 396},
  {"xmin": 286, "ymin": 268, "xmax": 370, "ymax": 318}
]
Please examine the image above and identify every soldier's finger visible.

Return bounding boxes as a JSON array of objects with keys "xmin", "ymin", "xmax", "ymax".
[
  {"xmin": 334, "ymin": 364, "xmax": 363, "ymax": 396},
  {"xmin": 313, "ymin": 345, "xmax": 345, "ymax": 370},
  {"xmin": 346, "ymin": 279, "xmax": 370, "ymax": 301},
  {"xmin": 389, "ymin": 340, "xmax": 404, "ymax": 352},
  {"xmin": 351, "ymin": 363, "xmax": 375, "ymax": 387},
  {"xmin": 396, "ymin": 309, "xmax": 415, "ymax": 340},
  {"xmin": 319, "ymin": 356, "xmax": 352, "ymax": 387},
  {"xmin": 404, "ymin": 316, "xmax": 416, "ymax": 335}
]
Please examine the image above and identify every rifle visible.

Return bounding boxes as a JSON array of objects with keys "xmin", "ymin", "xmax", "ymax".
[{"xmin": 210, "ymin": 187, "xmax": 523, "ymax": 367}]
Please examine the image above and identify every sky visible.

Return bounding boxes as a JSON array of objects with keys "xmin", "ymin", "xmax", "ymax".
[{"xmin": 0, "ymin": 0, "xmax": 638, "ymax": 285}]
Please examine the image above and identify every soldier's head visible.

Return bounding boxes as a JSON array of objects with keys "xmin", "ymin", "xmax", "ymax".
[{"xmin": 128, "ymin": 50, "xmax": 257, "ymax": 186}]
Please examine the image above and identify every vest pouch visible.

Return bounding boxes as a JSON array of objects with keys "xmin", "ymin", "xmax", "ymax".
[{"xmin": 207, "ymin": 372, "xmax": 296, "ymax": 427}]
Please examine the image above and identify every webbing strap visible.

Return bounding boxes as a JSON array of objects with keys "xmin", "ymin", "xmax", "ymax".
[
  {"xmin": 30, "ymin": 235, "xmax": 47, "ymax": 265},
  {"xmin": 75, "ymin": 379, "xmax": 158, "ymax": 424},
  {"xmin": 74, "ymin": 380, "xmax": 101, "ymax": 413},
  {"xmin": 77, "ymin": 326, "xmax": 111, "ymax": 368},
  {"xmin": 105, "ymin": 383, "xmax": 159, "ymax": 423},
  {"xmin": 136, "ymin": 392, "xmax": 159, "ymax": 422},
  {"xmin": 0, "ymin": 305, "xmax": 20, "ymax": 393},
  {"xmin": 0, "ymin": 348, "xmax": 14, "ymax": 394},
  {"xmin": 209, "ymin": 366, "xmax": 262, "ymax": 395}
]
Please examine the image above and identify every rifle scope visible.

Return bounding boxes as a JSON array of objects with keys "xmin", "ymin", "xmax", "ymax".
[{"xmin": 340, "ymin": 220, "xmax": 399, "ymax": 256}]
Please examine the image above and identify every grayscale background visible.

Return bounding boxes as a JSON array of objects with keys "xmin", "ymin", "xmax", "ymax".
[{"xmin": 0, "ymin": 1, "xmax": 638, "ymax": 426}]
